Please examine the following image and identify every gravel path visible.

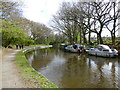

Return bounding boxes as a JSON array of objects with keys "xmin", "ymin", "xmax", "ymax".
[{"xmin": 2, "ymin": 49, "xmax": 26, "ymax": 88}]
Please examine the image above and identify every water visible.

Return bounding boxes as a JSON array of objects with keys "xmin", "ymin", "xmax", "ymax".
[{"xmin": 25, "ymin": 48, "xmax": 120, "ymax": 88}]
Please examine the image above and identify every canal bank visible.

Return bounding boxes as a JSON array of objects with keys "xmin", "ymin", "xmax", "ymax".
[{"xmin": 15, "ymin": 45, "xmax": 58, "ymax": 88}]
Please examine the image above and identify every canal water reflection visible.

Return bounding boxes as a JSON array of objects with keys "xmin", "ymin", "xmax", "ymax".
[{"xmin": 25, "ymin": 48, "xmax": 120, "ymax": 88}]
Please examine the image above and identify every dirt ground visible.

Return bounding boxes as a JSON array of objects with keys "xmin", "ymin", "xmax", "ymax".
[{"xmin": 1, "ymin": 48, "xmax": 27, "ymax": 88}]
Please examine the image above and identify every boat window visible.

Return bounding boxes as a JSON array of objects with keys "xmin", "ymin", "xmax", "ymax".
[
  {"xmin": 97, "ymin": 46, "xmax": 103, "ymax": 51},
  {"xmin": 111, "ymin": 49, "xmax": 114, "ymax": 51},
  {"xmin": 79, "ymin": 46, "xmax": 83, "ymax": 50},
  {"xmin": 73, "ymin": 45, "xmax": 77, "ymax": 49},
  {"xmin": 103, "ymin": 49, "xmax": 109, "ymax": 51}
]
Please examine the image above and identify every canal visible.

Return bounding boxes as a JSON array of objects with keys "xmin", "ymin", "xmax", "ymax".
[{"xmin": 25, "ymin": 47, "xmax": 120, "ymax": 88}]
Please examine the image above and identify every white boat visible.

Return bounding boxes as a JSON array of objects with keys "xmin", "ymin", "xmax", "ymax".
[
  {"xmin": 65, "ymin": 44, "xmax": 84, "ymax": 53},
  {"xmin": 86, "ymin": 44, "xmax": 118, "ymax": 57}
]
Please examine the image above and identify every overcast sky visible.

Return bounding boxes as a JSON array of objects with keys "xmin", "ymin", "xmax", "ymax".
[
  {"xmin": 19, "ymin": 0, "xmax": 119, "ymax": 37},
  {"xmin": 21, "ymin": 0, "xmax": 73, "ymax": 25}
]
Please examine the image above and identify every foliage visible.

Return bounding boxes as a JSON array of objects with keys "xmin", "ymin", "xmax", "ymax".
[
  {"xmin": 1, "ymin": 20, "xmax": 32, "ymax": 47},
  {"xmin": 1, "ymin": 0, "xmax": 65, "ymax": 46},
  {"xmin": 1, "ymin": 0, "xmax": 33, "ymax": 47},
  {"xmin": 29, "ymin": 22, "xmax": 54, "ymax": 44},
  {"xmin": 25, "ymin": 40, "xmax": 35, "ymax": 46},
  {"xmin": 12, "ymin": 17, "xmax": 55, "ymax": 45},
  {"xmin": 15, "ymin": 49, "xmax": 58, "ymax": 88}
]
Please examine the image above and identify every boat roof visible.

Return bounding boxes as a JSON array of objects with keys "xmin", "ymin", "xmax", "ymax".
[
  {"xmin": 97, "ymin": 44, "xmax": 110, "ymax": 49},
  {"xmin": 74, "ymin": 44, "xmax": 83, "ymax": 46}
]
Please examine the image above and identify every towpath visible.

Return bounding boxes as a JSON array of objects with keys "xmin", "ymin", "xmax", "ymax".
[{"xmin": 1, "ymin": 49, "xmax": 27, "ymax": 88}]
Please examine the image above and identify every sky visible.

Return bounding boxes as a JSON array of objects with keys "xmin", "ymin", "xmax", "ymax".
[
  {"xmin": 21, "ymin": 0, "xmax": 72, "ymax": 26},
  {"xmin": 18, "ymin": 0, "xmax": 119, "ymax": 37}
]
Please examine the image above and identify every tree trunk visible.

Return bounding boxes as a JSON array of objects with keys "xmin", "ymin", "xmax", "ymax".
[
  {"xmin": 113, "ymin": 32, "xmax": 115, "ymax": 45},
  {"xmin": 83, "ymin": 32, "xmax": 87, "ymax": 44},
  {"xmin": 79, "ymin": 28, "xmax": 82, "ymax": 44},
  {"xmin": 74, "ymin": 35, "xmax": 77, "ymax": 43},
  {"xmin": 113, "ymin": 2, "xmax": 116, "ymax": 45},
  {"xmin": 111, "ymin": 32, "xmax": 115, "ymax": 45},
  {"xmin": 67, "ymin": 32, "xmax": 73, "ymax": 44},
  {"xmin": 99, "ymin": 24, "xmax": 103, "ymax": 44},
  {"xmin": 97, "ymin": 33, "xmax": 103, "ymax": 44},
  {"xmin": 97, "ymin": 34, "xmax": 99, "ymax": 44},
  {"xmin": 88, "ymin": 30, "xmax": 91, "ymax": 44},
  {"xmin": 73, "ymin": 32, "xmax": 77, "ymax": 44},
  {"xmin": 88, "ymin": 16, "xmax": 91, "ymax": 44},
  {"xmin": 99, "ymin": 35, "xmax": 103, "ymax": 44},
  {"xmin": 70, "ymin": 36, "xmax": 73, "ymax": 44}
]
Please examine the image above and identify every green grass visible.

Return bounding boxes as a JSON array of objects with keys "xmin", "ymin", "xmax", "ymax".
[{"xmin": 15, "ymin": 48, "xmax": 58, "ymax": 88}]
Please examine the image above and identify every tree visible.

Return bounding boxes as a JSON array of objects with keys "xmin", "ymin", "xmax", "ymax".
[
  {"xmin": 90, "ymin": 2, "xmax": 114, "ymax": 44},
  {"xmin": 1, "ymin": 0, "xmax": 22, "ymax": 21},
  {"xmin": 52, "ymin": 1, "xmax": 119, "ymax": 45},
  {"xmin": 1, "ymin": 20, "xmax": 30, "ymax": 47},
  {"xmin": 105, "ymin": 2, "xmax": 120, "ymax": 45},
  {"xmin": 78, "ymin": 2, "xmax": 95, "ymax": 44},
  {"xmin": 29, "ymin": 21, "xmax": 54, "ymax": 44},
  {"xmin": 1, "ymin": 0, "xmax": 34, "ymax": 47},
  {"xmin": 52, "ymin": 2, "xmax": 81, "ymax": 44}
]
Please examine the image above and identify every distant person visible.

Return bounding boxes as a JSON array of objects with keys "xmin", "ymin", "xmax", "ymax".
[
  {"xmin": 21, "ymin": 44, "xmax": 24, "ymax": 49},
  {"xmin": 16, "ymin": 44, "xmax": 18, "ymax": 49},
  {"xmin": 19, "ymin": 44, "xmax": 21, "ymax": 49}
]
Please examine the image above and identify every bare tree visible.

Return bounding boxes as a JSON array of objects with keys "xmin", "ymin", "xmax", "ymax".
[
  {"xmin": 52, "ymin": 2, "xmax": 80, "ymax": 44},
  {"xmin": 105, "ymin": 1, "xmax": 120, "ymax": 45},
  {"xmin": 1, "ymin": 0, "xmax": 22, "ymax": 21},
  {"xmin": 52, "ymin": 1, "xmax": 119, "ymax": 45}
]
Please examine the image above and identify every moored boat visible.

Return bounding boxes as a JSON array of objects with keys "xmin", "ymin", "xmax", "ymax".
[
  {"xmin": 86, "ymin": 44, "xmax": 118, "ymax": 57},
  {"xmin": 65, "ymin": 44, "xmax": 84, "ymax": 53}
]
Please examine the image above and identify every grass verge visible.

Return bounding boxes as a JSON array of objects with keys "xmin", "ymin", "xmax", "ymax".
[{"xmin": 15, "ymin": 49, "xmax": 58, "ymax": 88}]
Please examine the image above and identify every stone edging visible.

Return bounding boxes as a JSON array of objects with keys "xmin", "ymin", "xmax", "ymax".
[{"xmin": 23, "ymin": 45, "xmax": 52, "ymax": 53}]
